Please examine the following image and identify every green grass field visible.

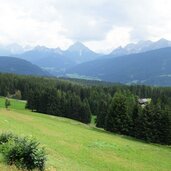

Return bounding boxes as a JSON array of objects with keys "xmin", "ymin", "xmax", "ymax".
[{"xmin": 0, "ymin": 97, "xmax": 171, "ymax": 171}]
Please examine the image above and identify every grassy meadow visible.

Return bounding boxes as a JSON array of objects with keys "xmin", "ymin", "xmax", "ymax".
[{"xmin": 0, "ymin": 97, "xmax": 171, "ymax": 171}]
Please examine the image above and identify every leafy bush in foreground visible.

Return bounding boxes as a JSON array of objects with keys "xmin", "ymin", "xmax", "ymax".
[
  {"xmin": 0, "ymin": 132, "xmax": 15, "ymax": 145},
  {"xmin": 0, "ymin": 133, "xmax": 46, "ymax": 171}
]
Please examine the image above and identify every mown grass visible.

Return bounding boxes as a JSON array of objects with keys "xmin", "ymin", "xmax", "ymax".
[{"xmin": 0, "ymin": 97, "xmax": 171, "ymax": 171}]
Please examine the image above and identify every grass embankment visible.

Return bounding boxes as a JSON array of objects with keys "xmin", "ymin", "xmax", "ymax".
[{"xmin": 0, "ymin": 97, "xmax": 171, "ymax": 171}]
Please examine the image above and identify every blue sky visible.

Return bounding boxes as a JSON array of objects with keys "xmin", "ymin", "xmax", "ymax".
[{"xmin": 0, "ymin": 0, "xmax": 171, "ymax": 52}]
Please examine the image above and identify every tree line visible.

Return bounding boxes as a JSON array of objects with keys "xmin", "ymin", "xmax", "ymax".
[
  {"xmin": 97, "ymin": 91, "xmax": 171, "ymax": 144},
  {"xmin": 0, "ymin": 73, "xmax": 170, "ymax": 144}
]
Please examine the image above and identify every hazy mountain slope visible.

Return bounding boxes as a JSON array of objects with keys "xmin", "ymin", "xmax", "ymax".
[
  {"xmin": 0, "ymin": 56, "xmax": 50, "ymax": 76},
  {"xmin": 66, "ymin": 47, "xmax": 171, "ymax": 86}
]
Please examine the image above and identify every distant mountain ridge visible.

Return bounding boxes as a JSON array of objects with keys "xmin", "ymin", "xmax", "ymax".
[
  {"xmin": 0, "ymin": 56, "xmax": 50, "ymax": 76},
  {"xmin": 66, "ymin": 47, "xmax": 171, "ymax": 86},
  {"xmin": 16, "ymin": 46, "xmax": 76, "ymax": 76},
  {"xmin": 111, "ymin": 38, "xmax": 171, "ymax": 57},
  {"xmin": 14, "ymin": 42, "xmax": 101, "ymax": 76}
]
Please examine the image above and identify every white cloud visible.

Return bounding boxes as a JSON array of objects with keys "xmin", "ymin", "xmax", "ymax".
[
  {"xmin": 0, "ymin": 0, "xmax": 72, "ymax": 49},
  {"xmin": 85, "ymin": 26, "xmax": 132, "ymax": 53},
  {"xmin": 0, "ymin": 0, "xmax": 171, "ymax": 52}
]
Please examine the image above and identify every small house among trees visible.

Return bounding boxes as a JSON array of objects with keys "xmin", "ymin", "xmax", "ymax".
[{"xmin": 138, "ymin": 98, "xmax": 151, "ymax": 105}]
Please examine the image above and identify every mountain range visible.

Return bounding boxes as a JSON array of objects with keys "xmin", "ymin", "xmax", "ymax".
[
  {"xmin": 1, "ymin": 39, "xmax": 171, "ymax": 86},
  {"xmin": 111, "ymin": 38, "xmax": 171, "ymax": 57},
  {"xmin": 16, "ymin": 46, "xmax": 75, "ymax": 76},
  {"xmin": 14, "ymin": 42, "xmax": 100, "ymax": 76}
]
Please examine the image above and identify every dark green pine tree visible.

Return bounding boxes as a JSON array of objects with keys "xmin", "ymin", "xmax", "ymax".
[
  {"xmin": 81, "ymin": 98, "xmax": 92, "ymax": 124},
  {"xmin": 96, "ymin": 100, "xmax": 108, "ymax": 128},
  {"xmin": 60, "ymin": 92, "xmax": 67, "ymax": 117},
  {"xmin": 131, "ymin": 99, "xmax": 143, "ymax": 137},
  {"xmin": 105, "ymin": 91, "xmax": 131, "ymax": 135},
  {"xmin": 136, "ymin": 103, "xmax": 155, "ymax": 142},
  {"xmin": 46, "ymin": 89, "xmax": 61, "ymax": 116},
  {"xmin": 26, "ymin": 89, "xmax": 35, "ymax": 111},
  {"xmin": 135, "ymin": 100, "xmax": 171, "ymax": 144},
  {"xmin": 153, "ymin": 101, "xmax": 171, "ymax": 144},
  {"xmin": 33, "ymin": 88, "xmax": 41, "ymax": 112},
  {"xmin": 70, "ymin": 94, "xmax": 82, "ymax": 121}
]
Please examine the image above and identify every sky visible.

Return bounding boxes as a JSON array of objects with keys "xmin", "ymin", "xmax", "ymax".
[{"xmin": 0, "ymin": 0, "xmax": 171, "ymax": 53}]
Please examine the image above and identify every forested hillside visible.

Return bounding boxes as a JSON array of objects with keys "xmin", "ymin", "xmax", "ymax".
[{"xmin": 0, "ymin": 73, "xmax": 171, "ymax": 144}]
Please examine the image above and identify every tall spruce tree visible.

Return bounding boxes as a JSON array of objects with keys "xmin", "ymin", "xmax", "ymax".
[
  {"xmin": 131, "ymin": 101, "xmax": 142, "ymax": 137},
  {"xmin": 81, "ymin": 98, "xmax": 92, "ymax": 124},
  {"xmin": 105, "ymin": 91, "xmax": 131, "ymax": 135},
  {"xmin": 135, "ymin": 103, "xmax": 155, "ymax": 142},
  {"xmin": 96, "ymin": 100, "xmax": 108, "ymax": 128}
]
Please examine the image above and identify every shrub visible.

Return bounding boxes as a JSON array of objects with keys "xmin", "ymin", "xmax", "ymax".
[
  {"xmin": 0, "ymin": 133, "xmax": 46, "ymax": 171},
  {"xmin": 0, "ymin": 132, "xmax": 15, "ymax": 145},
  {"xmin": 5, "ymin": 98, "xmax": 11, "ymax": 109}
]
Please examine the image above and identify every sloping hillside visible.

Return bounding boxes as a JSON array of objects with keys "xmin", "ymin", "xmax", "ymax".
[
  {"xmin": 0, "ymin": 97, "xmax": 171, "ymax": 171},
  {"xmin": 0, "ymin": 56, "xmax": 50, "ymax": 76},
  {"xmin": 67, "ymin": 47, "xmax": 171, "ymax": 86}
]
